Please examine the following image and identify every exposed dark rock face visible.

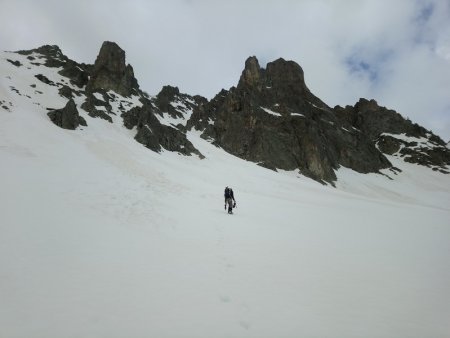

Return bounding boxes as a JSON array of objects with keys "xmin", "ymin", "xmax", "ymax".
[
  {"xmin": 47, "ymin": 98, "xmax": 87, "ymax": 130},
  {"xmin": 58, "ymin": 85, "xmax": 74, "ymax": 99},
  {"xmin": 17, "ymin": 45, "xmax": 90, "ymax": 88},
  {"xmin": 153, "ymin": 85, "xmax": 208, "ymax": 131},
  {"xmin": 189, "ymin": 57, "xmax": 392, "ymax": 183},
  {"xmin": 58, "ymin": 60, "xmax": 90, "ymax": 88},
  {"xmin": 237, "ymin": 56, "xmax": 328, "ymax": 111},
  {"xmin": 154, "ymin": 85, "xmax": 181, "ymax": 113},
  {"xmin": 18, "ymin": 45, "xmax": 67, "ymax": 68},
  {"xmin": 376, "ymin": 133, "xmax": 449, "ymax": 173},
  {"xmin": 335, "ymin": 98, "xmax": 428, "ymax": 140},
  {"xmin": 336, "ymin": 99, "xmax": 450, "ymax": 173},
  {"xmin": 81, "ymin": 91, "xmax": 113, "ymax": 123},
  {"xmin": 186, "ymin": 89, "xmax": 226, "ymax": 132},
  {"xmin": 13, "ymin": 42, "xmax": 202, "ymax": 159},
  {"xmin": 121, "ymin": 102, "xmax": 203, "ymax": 157},
  {"xmin": 86, "ymin": 41, "xmax": 139, "ymax": 97}
]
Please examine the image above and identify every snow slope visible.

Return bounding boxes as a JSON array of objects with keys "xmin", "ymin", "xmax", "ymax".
[{"xmin": 1, "ymin": 51, "xmax": 450, "ymax": 338}]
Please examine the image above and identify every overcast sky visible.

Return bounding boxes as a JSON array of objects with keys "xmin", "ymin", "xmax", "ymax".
[{"xmin": 2, "ymin": 0, "xmax": 450, "ymax": 140}]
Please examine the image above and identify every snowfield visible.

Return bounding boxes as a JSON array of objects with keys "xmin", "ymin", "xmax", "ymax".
[{"xmin": 1, "ymin": 52, "xmax": 450, "ymax": 338}]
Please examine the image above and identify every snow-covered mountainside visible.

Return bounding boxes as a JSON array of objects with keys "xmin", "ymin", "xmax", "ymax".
[
  {"xmin": 1, "ymin": 43, "xmax": 450, "ymax": 337},
  {"xmin": 2, "ymin": 42, "xmax": 449, "ymax": 185}
]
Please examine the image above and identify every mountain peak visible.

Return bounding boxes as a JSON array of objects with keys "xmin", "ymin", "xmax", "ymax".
[
  {"xmin": 237, "ymin": 56, "xmax": 312, "ymax": 101},
  {"xmin": 355, "ymin": 98, "xmax": 381, "ymax": 112},
  {"xmin": 86, "ymin": 41, "xmax": 139, "ymax": 96},
  {"xmin": 14, "ymin": 44, "xmax": 68, "ymax": 68},
  {"xmin": 17, "ymin": 44, "xmax": 63, "ymax": 57},
  {"xmin": 95, "ymin": 41, "xmax": 125, "ymax": 70},
  {"xmin": 266, "ymin": 57, "xmax": 305, "ymax": 85},
  {"xmin": 2, "ymin": 43, "xmax": 449, "ymax": 184},
  {"xmin": 238, "ymin": 56, "xmax": 262, "ymax": 88},
  {"xmin": 245, "ymin": 55, "xmax": 260, "ymax": 67},
  {"xmin": 35, "ymin": 44, "xmax": 63, "ymax": 56}
]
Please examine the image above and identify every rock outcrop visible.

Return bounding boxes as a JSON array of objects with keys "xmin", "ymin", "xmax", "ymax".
[
  {"xmin": 77, "ymin": 41, "xmax": 142, "ymax": 124},
  {"xmin": 47, "ymin": 98, "xmax": 87, "ymax": 130},
  {"xmin": 80, "ymin": 90, "xmax": 113, "ymax": 123},
  {"xmin": 18, "ymin": 45, "xmax": 90, "ymax": 89},
  {"xmin": 335, "ymin": 99, "xmax": 450, "ymax": 173},
  {"xmin": 86, "ymin": 41, "xmax": 139, "ymax": 97},
  {"xmin": 189, "ymin": 57, "xmax": 392, "ymax": 183},
  {"xmin": 153, "ymin": 85, "xmax": 208, "ymax": 131},
  {"xmin": 122, "ymin": 102, "xmax": 203, "ymax": 157}
]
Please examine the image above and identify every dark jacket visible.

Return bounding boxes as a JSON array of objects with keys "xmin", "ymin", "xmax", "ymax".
[{"xmin": 224, "ymin": 188, "xmax": 235, "ymax": 202}]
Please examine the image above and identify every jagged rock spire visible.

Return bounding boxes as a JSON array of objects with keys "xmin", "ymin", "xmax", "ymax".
[
  {"xmin": 238, "ymin": 56, "xmax": 262, "ymax": 88},
  {"xmin": 86, "ymin": 41, "xmax": 139, "ymax": 96}
]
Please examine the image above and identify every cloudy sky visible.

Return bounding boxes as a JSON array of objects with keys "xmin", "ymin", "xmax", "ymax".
[{"xmin": 2, "ymin": 0, "xmax": 450, "ymax": 140}]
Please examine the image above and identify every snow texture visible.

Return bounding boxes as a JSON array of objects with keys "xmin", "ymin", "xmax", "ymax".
[
  {"xmin": 291, "ymin": 113, "xmax": 305, "ymax": 117},
  {"xmin": 260, "ymin": 106, "xmax": 282, "ymax": 117}
]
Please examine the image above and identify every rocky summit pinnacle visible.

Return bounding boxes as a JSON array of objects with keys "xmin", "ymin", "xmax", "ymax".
[
  {"xmin": 238, "ymin": 56, "xmax": 262, "ymax": 88},
  {"xmin": 86, "ymin": 41, "xmax": 139, "ymax": 97},
  {"xmin": 189, "ymin": 56, "xmax": 391, "ymax": 183},
  {"xmin": 187, "ymin": 55, "xmax": 448, "ymax": 182},
  {"xmin": 236, "ymin": 56, "xmax": 328, "ymax": 110}
]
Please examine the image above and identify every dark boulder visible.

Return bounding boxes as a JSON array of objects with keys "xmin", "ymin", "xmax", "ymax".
[{"xmin": 47, "ymin": 98, "xmax": 87, "ymax": 130}]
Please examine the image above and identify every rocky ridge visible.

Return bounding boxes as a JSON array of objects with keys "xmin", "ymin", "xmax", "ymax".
[
  {"xmin": 335, "ymin": 99, "xmax": 450, "ymax": 171},
  {"xmin": 2, "ymin": 42, "xmax": 449, "ymax": 184},
  {"xmin": 188, "ymin": 57, "xmax": 399, "ymax": 183},
  {"xmin": 8, "ymin": 42, "xmax": 201, "ymax": 158}
]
